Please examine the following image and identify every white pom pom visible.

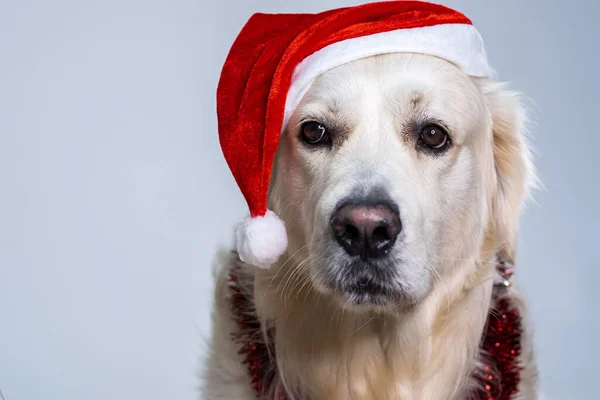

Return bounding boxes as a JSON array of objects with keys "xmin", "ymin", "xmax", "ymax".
[{"xmin": 235, "ymin": 210, "xmax": 288, "ymax": 269}]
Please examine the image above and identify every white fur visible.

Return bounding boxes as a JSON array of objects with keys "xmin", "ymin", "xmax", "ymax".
[
  {"xmin": 205, "ymin": 53, "xmax": 538, "ymax": 399},
  {"xmin": 236, "ymin": 210, "xmax": 288, "ymax": 268}
]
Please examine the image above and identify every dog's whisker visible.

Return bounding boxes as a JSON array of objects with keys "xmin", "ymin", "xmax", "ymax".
[
  {"xmin": 286, "ymin": 272, "xmax": 310, "ymax": 310},
  {"xmin": 285, "ymin": 255, "xmax": 318, "ymax": 302},
  {"xmin": 259, "ymin": 244, "xmax": 309, "ymax": 312},
  {"xmin": 302, "ymin": 266, "xmax": 325, "ymax": 304},
  {"xmin": 286, "ymin": 265, "xmax": 323, "ymax": 318},
  {"xmin": 280, "ymin": 254, "xmax": 314, "ymax": 298},
  {"xmin": 328, "ymin": 286, "xmax": 344, "ymax": 324},
  {"xmin": 276, "ymin": 249, "xmax": 310, "ymax": 296},
  {"xmin": 472, "ymin": 275, "xmax": 496, "ymax": 291},
  {"xmin": 289, "ymin": 260, "xmax": 319, "ymax": 308},
  {"xmin": 435, "ymin": 256, "xmax": 501, "ymax": 266},
  {"xmin": 350, "ymin": 314, "xmax": 376, "ymax": 336},
  {"xmin": 337, "ymin": 297, "xmax": 353, "ymax": 324},
  {"xmin": 426, "ymin": 262, "xmax": 452, "ymax": 317},
  {"xmin": 277, "ymin": 255, "xmax": 309, "ymax": 299},
  {"xmin": 281, "ymin": 254, "xmax": 316, "ymax": 314},
  {"xmin": 273, "ymin": 257, "xmax": 305, "ymax": 315}
]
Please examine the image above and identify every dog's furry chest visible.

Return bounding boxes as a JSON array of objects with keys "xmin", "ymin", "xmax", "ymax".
[{"xmin": 226, "ymin": 258, "xmax": 523, "ymax": 400}]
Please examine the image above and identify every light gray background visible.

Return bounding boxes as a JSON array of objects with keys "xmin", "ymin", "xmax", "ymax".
[{"xmin": 1, "ymin": 0, "xmax": 598, "ymax": 399}]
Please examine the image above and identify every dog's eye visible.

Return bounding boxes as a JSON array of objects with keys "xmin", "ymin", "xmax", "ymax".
[
  {"xmin": 419, "ymin": 125, "xmax": 449, "ymax": 150},
  {"xmin": 300, "ymin": 121, "xmax": 329, "ymax": 145}
]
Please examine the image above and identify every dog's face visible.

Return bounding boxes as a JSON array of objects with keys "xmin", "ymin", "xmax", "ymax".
[{"xmin": 271, "ymin": 53, "xmax": 526, "ymax": 311}]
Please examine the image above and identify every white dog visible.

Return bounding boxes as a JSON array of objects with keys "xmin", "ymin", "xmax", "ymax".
[{"xmin": 203, "ymin": 50, "xmax": 538, "ymax": 399}]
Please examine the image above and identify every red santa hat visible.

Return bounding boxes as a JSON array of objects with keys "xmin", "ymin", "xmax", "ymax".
[{"xmin": 217, "ymin": 1, "xmax": 493, "ymax": 268}]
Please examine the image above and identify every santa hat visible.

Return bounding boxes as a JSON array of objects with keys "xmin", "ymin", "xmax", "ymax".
[{"xmin": 217, "ymin": 1, "xmax": 493, "ymax": 268}]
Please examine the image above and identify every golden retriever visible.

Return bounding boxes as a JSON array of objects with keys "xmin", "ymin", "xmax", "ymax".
[{"xmin": 204, "ymin": 52, "xmax": 538, "ymax": 399}]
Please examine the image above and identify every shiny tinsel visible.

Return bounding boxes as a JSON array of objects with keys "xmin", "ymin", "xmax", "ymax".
[
  {"xmin": 472, "ymin": 264, "xmax": 522, "ymax": 400},
  {"xmin": 228, "ymin": 270, "xmax": 279, "ymax": 398}
]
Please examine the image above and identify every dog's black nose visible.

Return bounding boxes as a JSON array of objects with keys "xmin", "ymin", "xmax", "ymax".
[{"xmin": 330, "ymin": 201, "xmax": 402, "ymax": 260}]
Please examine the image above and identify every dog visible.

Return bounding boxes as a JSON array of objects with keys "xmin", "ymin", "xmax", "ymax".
[{"xmin": 204, "ymin": 50, "xmax": 538, "ymax": 399}]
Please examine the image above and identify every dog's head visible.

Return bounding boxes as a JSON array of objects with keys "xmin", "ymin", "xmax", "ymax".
[{"xmin": 269, "ymin": 53, "xmax": 533, "ymax": 311}]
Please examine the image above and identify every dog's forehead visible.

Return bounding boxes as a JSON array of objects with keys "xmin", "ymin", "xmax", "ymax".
[{"xmin": 307, "ymin": 53, "xmax": 477, "ymax": 108}]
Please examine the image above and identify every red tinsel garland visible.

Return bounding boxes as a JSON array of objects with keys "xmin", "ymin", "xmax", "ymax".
[
  {"xmin": 471, "ymin": 266, "xmax": 522, "ymax": 400},
  {"xmin": 228, "ymin": 272, "xmax": 278, "ymax": 397},
  {"xmin": 228, "ymin": 263, "xmax": 522, "ymax": 400}
]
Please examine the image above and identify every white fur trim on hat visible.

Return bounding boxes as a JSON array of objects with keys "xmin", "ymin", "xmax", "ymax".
[
  {"xmin": 282, "ymin": 23, "xmax": 494, "ymax": 130},
  {"xmin": 236, "ymin": 210, "xmax": 288, "ymax": 268}
]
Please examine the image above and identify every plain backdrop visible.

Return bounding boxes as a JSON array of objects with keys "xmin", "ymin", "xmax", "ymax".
[{"xmin": 1, "ymin": 0, "xmax": 598, "ymax": 399}]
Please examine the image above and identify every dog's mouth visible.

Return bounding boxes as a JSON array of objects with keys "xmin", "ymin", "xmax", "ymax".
[
  {"xmin": 315, "ymin": 255, "xmax": 427, "ymax": 310},
  {"xmin": 341, "ymin": 277, "xmax": 395, "ymax": 306},
  {"xmin": 323, "ymin": 268, "xmax": 408, "ymax": 308},
  {"xmin": 350, "ymin": 277, "xmax": 387, "ymax": 295}
]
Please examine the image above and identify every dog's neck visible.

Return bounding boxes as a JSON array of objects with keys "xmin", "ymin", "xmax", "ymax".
[{"xmin": 249, "ymin": 253, "xmax": 496, "ymax": 400}]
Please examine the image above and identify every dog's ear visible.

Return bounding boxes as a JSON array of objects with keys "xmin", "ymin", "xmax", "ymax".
[{"xmin": 483, "ymin": 83, "xmax": 536, "ymax": 263}]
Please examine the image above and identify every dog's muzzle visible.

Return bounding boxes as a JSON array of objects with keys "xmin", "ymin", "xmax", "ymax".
[{"xmin": 326, "ymin": 193, "xmax": 404, "ymax": 304}]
